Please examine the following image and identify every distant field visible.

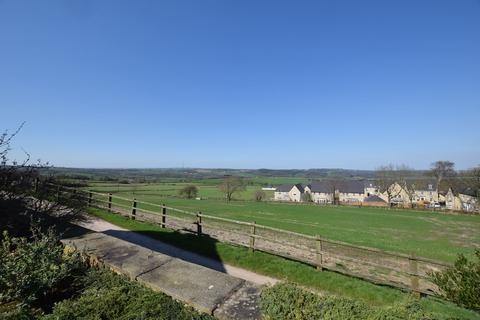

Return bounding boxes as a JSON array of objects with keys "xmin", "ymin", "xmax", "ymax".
[
  {"xmin": 88, "ymin": 181, "xmax": 275, "ymax": 200},
  {"xmin": 88, "ymin": 182, "xmax": 480, "ymax": 263}
]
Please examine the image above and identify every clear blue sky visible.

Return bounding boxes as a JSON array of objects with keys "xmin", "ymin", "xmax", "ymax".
[{"xmin": 1, "ymin": 0, "xmax": 479, "ymax": 170}]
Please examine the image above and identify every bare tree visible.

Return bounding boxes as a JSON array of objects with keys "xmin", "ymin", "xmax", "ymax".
[
  {"xmin": 1, "ymin": 124, "xmax": 85, "ymax": 237},
  {"xmin": 471, "ymin": 166, "xmax": 480, "ymax": 200},
  {"xmin": 462, "ymin": 165, "xmax": 480, "ymax": 202},
  {"xmin": 178, "ymin": 185, "xmax": 198, "ymax": 199},
  {"xmin": 397, "ymin": 165, "xmax": 416, "ymax": 208},
  {"xmin": 302, "ymin": 191, "xmax": 312, "ymax": 202},
  {"xmin": 254, "ymin": 190, "xmax": 266, "ymax": 202},
  {"xmin": 219, "ymin": 176, "xmax": 246, "ymax": 201},
  {"xmin": 325, "ymin": 179, "xmax": 341, "ymax": 205},
  {"xmin": 430, "ymin": 161, "xmax": 456, "ymax": 193},
  {"xmin": 375, "ymin": 164, "xmax": 403, "ymax": 207}
]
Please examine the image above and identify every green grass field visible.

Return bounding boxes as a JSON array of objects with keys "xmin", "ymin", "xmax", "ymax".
[
  {"xmin": 88, "ymin": 181, "xmax": 480, "ymax": 263},
  {"xmin": 87, "ymin": 207, "xmax": 480, "ymax": 320}
]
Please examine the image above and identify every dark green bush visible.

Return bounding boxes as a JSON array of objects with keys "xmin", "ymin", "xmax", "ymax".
[
  {"xmin": 431, "ymin": 250, "xmax": 480, "ymax": 311},
  {"xmin": 260, "ymin": 283, "xmax": 436, "ymax": 320},
  {"xmin": 0, "ymin": 229, "xmax": 214, "ymax": 319},
  {"xmin": 0, "ymin": 228, "xmax": 87, "ymax": 308},
  {"xmin": 43, "ymin": 268, "xmax": 214, "ymax": 320}
]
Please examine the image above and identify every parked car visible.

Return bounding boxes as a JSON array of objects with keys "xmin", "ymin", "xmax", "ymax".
[{"xmin": 428, "ymin": 202, "xmax": 441, "ymax": 208}]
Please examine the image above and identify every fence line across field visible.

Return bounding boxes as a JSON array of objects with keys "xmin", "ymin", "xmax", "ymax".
[{"xmin": 48, "ymin": 183, "xmax": 452, "ymax": 296}]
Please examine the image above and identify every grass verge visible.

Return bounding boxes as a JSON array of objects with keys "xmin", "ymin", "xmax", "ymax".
[{"xmin": 86, "ymin": 207, "xmax": 480, "ymax": 320}]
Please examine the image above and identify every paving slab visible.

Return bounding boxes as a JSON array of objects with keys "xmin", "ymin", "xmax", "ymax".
[
  {"xmin": 138, "ymin": 259, "xmax": 245, "ymax": 314},
  {"xmin": 62, "ymin": 230, "xmax": 264, "ymax": 319},
  {"xmin": 61, "ymin": 232, "xmax": 108, "ymax": 251},
  {"xmin": 213, "ymin": 283, "xmax": 262, "ymax": 320},
  {"xmin": 101, "ymin": 245, "xmax": 173, "ymax": 279}
]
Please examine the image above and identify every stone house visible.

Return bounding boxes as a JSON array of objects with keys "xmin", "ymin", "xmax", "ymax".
[
  {"xmin": 364, "ymin": 181, "xmax": 380, "ymax": 197},
  {"xmin": 304, "ymin": 180, "xmax": 367, "ymax": 204},
  {"xmin": 304, "ymin": 182, "xmax": 334, "ymax": 204},
  {"xmin": 445, "ymin": 187, "xmax": 478, "ymax": 212},
  {"xmin": 380, "ymin": 182, "xmax": 411, "ymax": 207},
  {"xmin": 274, "ymin": 184, "xmax": 305, "ymax": 202},
  {"xmin": 411, "ymin": 180, "xmax": 439, "ymax": 204},
  {"xmin": 337, "ymin": 180, "xmax": 366, "ymax": 203}
]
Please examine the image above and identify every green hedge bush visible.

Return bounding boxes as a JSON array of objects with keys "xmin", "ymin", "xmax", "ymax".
[
  {"xmin": 0, "ymin": 229, "xmax": 214, "ymax": 320},
  {"xmin": 43, "ymin": 268, "xmax": 214, "ymax": 320},
  {"xmin": 431, "ymin": 249, "xmax": 480, "ymax": 311},
  {"xmin": 260, "ymin": 283, "xmax": 437, "ymax": 320},
  {"xmin": 0, "ymin": 228, "xmax": 86, "ymax": 308}
]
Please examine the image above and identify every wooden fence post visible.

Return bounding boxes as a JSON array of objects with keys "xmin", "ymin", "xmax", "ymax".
[
  {"xmin": 56, "ymin": 185, "xmax": 61, "ymax": 202},
  {"xmin": 88, "ymin": 192, "xmax": 93, "ymax": 207},
  {"xmin": 131, "ymin": 198, "xmax": 137, "ymax": 220},
  {"xmin": 249, "ymin": 221, "xmax": 256, "ymax": 252},
  {"xmin": 316, "ymin": 235, "xmax": 324, "ymax": 271},
  {"xmin": 196, "ymin": 212, "xmax": 202, "ymax": 236},
  {"xmin": 161, "ymin": 204, "xmax": 166, "ymax": 228},
  {"xmin": 409, "ymin": 252, "xmax": 420, "ymax": 296},
  {"xmin": 108, "ymin": 193, "xmax": 112, "ymax": 212},
  {"xmin": 34, "ymin": 177, "xmax": 39, "ymax": 193}
]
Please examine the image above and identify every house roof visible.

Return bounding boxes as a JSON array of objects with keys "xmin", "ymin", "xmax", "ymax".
[
  {"xmin": 337, "ymin": 180, "xmax": 365, "ymax": 193},
  {"xmin": 405, "ymin": 179, "xmax": 437, "ymax": 191},
  {"xmin": 364, "ymin": 181, "xmax": 377, "ymax": 189},
  {"xmin": 459, "ymin": 187, "xmax": 477, "ymax": 197},
  {"xmin": 275, "ymin": 184, "xmax": 305, "ymax": 193},
  {"xmin": 275, "ymin": 184, "xmax": 294, "ymax": 192},
  {"xmin": 294, "ymin": 184, "xmax": 305, "ymax": 193},
  {"xmin": 457, "ymin": 187, "xmax": 477, "ymax": 197},
  {"xmin": 308, "ymin": 181, "xmax": 333, "ymax": 193},
  {"xmin": 364, "ymin": 195, "xmax": 386, "ymax": 203}
]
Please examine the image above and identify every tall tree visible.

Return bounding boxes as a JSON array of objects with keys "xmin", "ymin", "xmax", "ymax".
[
  {"xmin": 375, "ymin": 164, "xmax": 403, "ymax": 207},
  {"xmin": 219, "ymin": 176, "xmax": 246, "ymax": 201},
  {"xmin": 471, "ymin": 166, "xmax": 480, "ymax": 199},
  {"xmin": 430, "ymin": 161, "xmax": 456, "ymax": 192},
  {"xmin": 462, "ymin": 165, "xmax": 480, "ymax": 201},
  {"xmin": 397, "ymin": 165, "xmax": 416, "ymax": 208},
  {"xmin": 254, "ymin": 190, "xmax": 266, "ymax": 202},
  {"xmin": 178, "ymin": 185, "xmax": 198, "ymax": 199}
]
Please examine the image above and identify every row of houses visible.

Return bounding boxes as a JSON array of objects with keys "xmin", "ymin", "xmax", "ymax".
[{"xmin": 273, "ymin": 180, "xmax": 479, "ymax": 212}]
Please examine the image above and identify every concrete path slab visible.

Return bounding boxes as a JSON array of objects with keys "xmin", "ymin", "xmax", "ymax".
[
  {"xmin": 213, "ymin": 283, "xmax": 262, "ymax": 320},
  {"xmin": 62, "ymin": 229, "xmax": 264, "ymax": 319},
  {"xmin": 75, "ymin": 215, "xmax": 278, "ymax": 286},
  {"xmin": 102, "ymin": 245, "xmax": 173, "ymax": 279},
  {"xmin": 138, "ymin": 259, "xmax": 244, "ymax": 314}
]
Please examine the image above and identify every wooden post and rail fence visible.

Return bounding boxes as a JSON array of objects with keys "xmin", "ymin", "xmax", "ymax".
[{"xmin": 46, "ymin": 183, "xmax": 451, "ymax": 297}]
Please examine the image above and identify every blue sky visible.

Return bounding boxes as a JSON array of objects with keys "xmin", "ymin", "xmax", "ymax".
[{"xmin": 1, "ymin": 0, "xmax": 479, "ymax": 170}]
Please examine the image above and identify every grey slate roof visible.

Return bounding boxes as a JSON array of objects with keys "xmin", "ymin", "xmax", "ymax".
[
  {"xmin": 337, "ymin": 180, "xmax": 365, "ymax": 194},
  {"xmin": 308, "ymin": 181, "xmax": 333, "ymax": 193},
  {"xmin": 457, "ymin": 186, "xmax": 477, "ymax": 197},
  {"xmin": 275, "ymin": 184, "xmax": 305, "ymax": 193},
  {"xmin": 405, "ymin": 179, "xmax": 437, "ymax": 191},
  {"xmin": 446, "ymin": 180, "xmax": 477, "ymax": 197},
  {"xmin": 364, "ymin": 195, "xmax": 386, "ymax": 203},
  {"xmin": 364, "ymin": 181, "xmax": 377, "ymax": 188},
  {"xmin": 275, "ymin": 184, "xmax": 294, "ymax": 192},
  {"xmin": 294, "ymin": 184, "xmax": 305, "ymax": 193}
]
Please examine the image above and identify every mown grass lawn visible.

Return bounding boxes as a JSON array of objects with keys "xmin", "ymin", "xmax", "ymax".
[{"xmin": 88, "ymin": 182, "xmax": 480, "ymax": 263}]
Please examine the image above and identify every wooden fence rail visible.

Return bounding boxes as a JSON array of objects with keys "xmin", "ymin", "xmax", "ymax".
[{"xmin": 47, "ymin": 183, "xmax": 451, "ymax": 296}]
